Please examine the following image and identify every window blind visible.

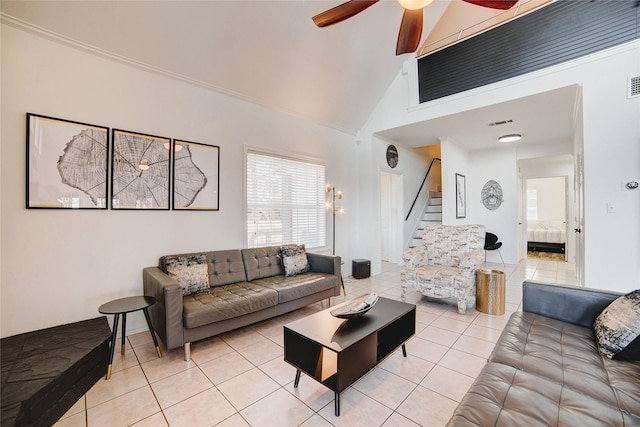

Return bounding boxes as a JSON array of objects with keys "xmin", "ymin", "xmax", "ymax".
[{"xmin": 246, "ymin": 151, "xmax": 326, "ymax": 249}]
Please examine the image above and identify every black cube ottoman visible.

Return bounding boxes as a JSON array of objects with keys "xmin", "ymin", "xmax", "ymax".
[{"xmin": 352, "ymin": 259, "xmax": 371, "ymax": 279}]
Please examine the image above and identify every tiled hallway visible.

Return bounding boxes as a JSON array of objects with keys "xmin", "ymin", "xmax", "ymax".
[{"xmin": 55, "ymin": 258, "xmax": 576, "ymax": 427}]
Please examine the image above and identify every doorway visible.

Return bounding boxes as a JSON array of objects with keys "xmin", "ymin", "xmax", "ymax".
[
  {"xmin": 525, "ymin": 176, "xmax": 569, "ymax": 261},
  {"xmin": 380, "ymin": 172, "xmax": 403, "ymax": 263}
]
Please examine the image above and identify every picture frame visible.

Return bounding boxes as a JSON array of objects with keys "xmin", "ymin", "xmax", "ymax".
[
  {"xmin": 111, "ymin": 129, "xmax": 171, "ymax": 210},
  {"xmin": 172, "ymin": 140, "xmax": 220, "ymax": 210},
  {"xmin": 26, "ymin": 113, "xmax": 109, "ymax": 209},
  {"xmin": 456, "ymin": 173, "xmax": 466, "ymax": 218}
]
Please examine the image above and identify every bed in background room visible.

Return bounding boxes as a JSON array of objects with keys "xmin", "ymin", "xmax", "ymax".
[{"xmin": 527, "ymin": 220, "xmax": 566, "ymax": 254}]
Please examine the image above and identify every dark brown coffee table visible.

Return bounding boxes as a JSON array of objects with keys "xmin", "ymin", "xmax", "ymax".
[{"xmin": 283, "ymin": 296, "xmax": 416, "ymax": 416}]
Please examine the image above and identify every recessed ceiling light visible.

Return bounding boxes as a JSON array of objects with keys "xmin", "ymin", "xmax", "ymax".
[{"xmin": 498, "ymin": 134, "xmax": 522, "ymax": 143}]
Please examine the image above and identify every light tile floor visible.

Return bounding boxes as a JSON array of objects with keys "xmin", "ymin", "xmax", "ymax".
[{"xmin": 56, "ymin": 257, "xmax": 576, "ymax": 427}]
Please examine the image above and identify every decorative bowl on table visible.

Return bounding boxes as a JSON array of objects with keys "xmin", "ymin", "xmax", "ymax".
[{"xmin": 330, "ymin": 293, "xmax": 379, "ymax": 319}]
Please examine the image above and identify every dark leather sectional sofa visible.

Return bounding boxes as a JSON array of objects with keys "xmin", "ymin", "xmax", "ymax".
[
  {"xmin": 448, "ymin": 281, "xmax": 640, "ymax": 426},
  {"xmin": 143, "ymin": 245, "xmax": 341, "ymax": 361}
]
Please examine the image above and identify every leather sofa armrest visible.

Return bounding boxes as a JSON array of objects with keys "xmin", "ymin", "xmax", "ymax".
[
  {"xmin": 459, "ymin": 248, "xmax": 485, "ymax": 278},
  {"xmin": 143, "ymin": 267, "xmax": 184, "ymax": 350},
  {"xmin": 523, "ymin": 281, "xmax": 622, "ymax": 328},
  {"xmin": 307, "ymin": 252, "xmax": 341, "ymax": 277}
]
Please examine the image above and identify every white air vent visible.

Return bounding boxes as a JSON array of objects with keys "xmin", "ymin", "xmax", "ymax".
[
  {"xmin": 489, "ymin": 119, "xmax": 513, "ymax": 127},
  {"xmin": 629, "ymin": 75, "xmax": 640, "ymax": 99}
]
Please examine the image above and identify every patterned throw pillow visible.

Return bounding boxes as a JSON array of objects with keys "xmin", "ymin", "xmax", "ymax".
[
  {"xmin": 165, "ymin": 254, "xmax": 210, "ymax": 296},
  {"xmin": 593, "ymin": 289, "xmax": 640, "ymax": 361},
  {"xmin": 279, "ymin": 245, "xmax": 310, "ymax": 277}
]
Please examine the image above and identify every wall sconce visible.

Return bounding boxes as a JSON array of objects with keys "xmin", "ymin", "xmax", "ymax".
[{"xmin": 326, "ymin": 185, "xmax": 344, "ymax": 255}]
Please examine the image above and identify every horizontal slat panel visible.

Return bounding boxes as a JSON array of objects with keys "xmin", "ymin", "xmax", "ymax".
[{"xmin": 418, "ymin": 0, "xmax": 640, "ymax": 103}]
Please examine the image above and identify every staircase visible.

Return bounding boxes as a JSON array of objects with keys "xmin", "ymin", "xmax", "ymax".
[{"xmin": 410, "ymin": 190, "xmax": 442, "ymax": 247}]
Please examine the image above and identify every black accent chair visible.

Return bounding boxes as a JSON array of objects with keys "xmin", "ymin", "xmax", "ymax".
[{"xmin": 484, "ymin": 232, "xmax": 505, "ymax": 267}]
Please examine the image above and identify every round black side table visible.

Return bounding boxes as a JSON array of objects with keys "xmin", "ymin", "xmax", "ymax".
[{"xmin": 98, "ymin": 296, "xmax": 162, "ymax": 380}]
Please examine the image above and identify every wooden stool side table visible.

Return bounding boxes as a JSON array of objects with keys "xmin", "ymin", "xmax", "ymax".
[
  {"xmin": 98, "ymin": 296, "xmax": 162, "ymax": 379},
  {"xmin": 476, "ymin": 269, "xmax": 506, "ymax": 315}
]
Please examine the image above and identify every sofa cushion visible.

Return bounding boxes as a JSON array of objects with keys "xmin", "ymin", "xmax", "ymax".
[
  {"xmin": 489, "ymin": 312, "xmax": 640, "ymax": 417},
  {"xmin": 182, "ymin": 282, "xmax": 278, "ymax": 328},
  {"xmin": 594, "ymin": 289, "xmax": 640, "ymax": 361},
  {"xmin": 163, "ymin": 254, "xmax": 210, "ymax": 296},
  {"xmin": 241, "ymin": 246, "xmax": 286, "ymax": 281},
  {"xmin": 279, "ymin": 244, "xmax": 310, "ymax": 277},
  {"xmin": 253, "ymin": 272, "xmax": 339, "ymax": 304},
  {"xmin": 447, "ymin": 362, "xmax": 638, "ymax": 427},
  {"xmin": 400, "ymin": 266, "xmax": 464, "ymax": 298},
  {"xmin": 207, "ymin": 250, "xmax": 247, "ymax": 287}
]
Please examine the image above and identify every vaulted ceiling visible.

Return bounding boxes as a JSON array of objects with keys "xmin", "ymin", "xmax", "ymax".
[
  {"xmin": 2, "ymin": 0, "xmax": 574, "ymax": 148},
  {"xmin": 2, "ymin": 0, "xmax": 448, "ymax": 134}
]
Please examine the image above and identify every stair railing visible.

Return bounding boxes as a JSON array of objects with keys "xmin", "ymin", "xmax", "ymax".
[{"xmin": 405, "ymin": 157, "xmax": 441, "ymax": 221}]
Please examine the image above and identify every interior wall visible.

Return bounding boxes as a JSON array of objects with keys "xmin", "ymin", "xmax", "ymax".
[
  {"xmin": 0, "ymin": 24, "xmax": 359, "ymax": 337},
  {"xmin": 527, "ymin": 177, "xmax": 567, "ymax": 222},
  {"xmin": 440, "ymin": 138, "xmax": 470, "ymax": 224},
  {"xmin": 365, "ymin": 137, "xmax": 429, "ymax": 274},
  {"xmin": 468, "ymin": 148, "xmax": 518, "ymax": 264},
  {"xmin": 364, "ymin": 40, "xmax": 640, "ymax": 292}
]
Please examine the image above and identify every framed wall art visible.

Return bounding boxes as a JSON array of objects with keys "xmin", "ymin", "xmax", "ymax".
[
  {"xmin": 456, "ymin": 173, "xmax": 466, "ymax": 219},
  {"xmin": 26, "ymin": 113, "xmax": 109, "ymax": 209},
  {"xmin": 111, "ymin": 129, "xmax": 171, "ymax": 209},
  {"xmin": 172, "ymin": 140, "xmax": 220, "ymax": 210},
  {"xmin": 481, "ymin": 180, "xmax": 504, "ymax": 210}
]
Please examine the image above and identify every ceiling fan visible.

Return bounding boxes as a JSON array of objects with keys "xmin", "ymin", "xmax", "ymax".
[{"xmin": 312, "ymin": 0, "xmax": 519, "ymax": 56}]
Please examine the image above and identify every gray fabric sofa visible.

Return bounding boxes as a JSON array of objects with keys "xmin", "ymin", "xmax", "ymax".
[
  {"xmin": 448, "ymin": 281, "xmax": 640, "ymax": 426},
  {"xmin": 143, "ymin": 245, "xmax": 341, "ymax": 360}
]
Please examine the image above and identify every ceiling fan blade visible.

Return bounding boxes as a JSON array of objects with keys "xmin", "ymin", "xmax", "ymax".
[
  {"xmin": 312, "ymin": 0, "xmax": 380, "ymax": 27},
  {"xmin": 462, "ymin": 0, "xmax": 518, "ymax": 10},
  {"xmin": 396, "ymin": 8, "xmax": 423, "ymax": 55}
]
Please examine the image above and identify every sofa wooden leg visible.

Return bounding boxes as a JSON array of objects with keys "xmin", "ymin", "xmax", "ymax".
[{"xmin": 184, "ymin": 342, "xmax": 191, "ymax": 361}]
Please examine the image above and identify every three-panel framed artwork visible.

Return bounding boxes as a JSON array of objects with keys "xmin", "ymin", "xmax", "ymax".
[{"xmin": 26, "ymin": 113, "xmax": 219, "ymax": 210}]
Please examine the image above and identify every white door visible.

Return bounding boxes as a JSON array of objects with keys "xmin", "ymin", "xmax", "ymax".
[
  {"xmin": 380, "ymin": 173, "xmax": 391, "ymax": 262},
  {"xmin": 518, "ymin": 170, "xmax": 526, "ymax": 261},
  {"xmin": 574, "ymin": 153, "xmax": 585, "ymax": 285},
  {"xmin": 380, "ymin": 172, "xmax": 403, "ymax": 264}
]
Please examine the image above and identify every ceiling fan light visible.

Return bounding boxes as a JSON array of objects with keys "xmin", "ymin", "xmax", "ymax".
[
  {"xmin": 498, "ymin": 134, "xmax": 522, "ymax": 143},
  {"xmin": 398, "ymin": 0, "xmax": 434, "ymax": 10}
]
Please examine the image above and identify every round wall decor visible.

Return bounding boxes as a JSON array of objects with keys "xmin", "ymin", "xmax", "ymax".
[
  {"xmin": 386, "ymin": 145, "xmax": 398, "ymax": 168},
  {"xmin": 481, "ymin": 180, "xmax": 504, "ymax": 210}
]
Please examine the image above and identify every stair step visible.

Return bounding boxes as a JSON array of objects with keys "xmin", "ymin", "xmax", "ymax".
[
  {"xmin": 420, "ymin": 219, "xmax": 442, "ymax": 228},
  {"xmin": 409, "ymin": 187, "xmax": 442, "ymax": 250},
  {"xmin": 422, "ymin": 213, "xmax": 442, "ymax": 221}
]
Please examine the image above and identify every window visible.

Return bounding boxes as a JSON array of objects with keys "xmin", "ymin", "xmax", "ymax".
[
  {"xmin": 246, "ymin": 151, "xmax": 326, "ymax": 249},
  {"xmin": 526, "ymin": 189, "xmax": 538, "ymax": 220}
]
